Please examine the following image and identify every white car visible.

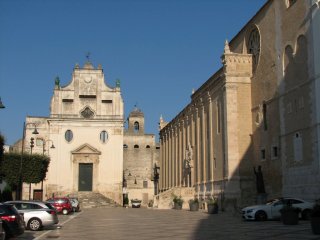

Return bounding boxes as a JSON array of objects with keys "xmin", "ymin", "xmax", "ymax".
[
  {"xmin": 6, "ymin": 200, "xmax": 59, "ymax": 231},
  {"xmin": 242, "ymin": 197, "xmax": 314, "ymax": 221}
]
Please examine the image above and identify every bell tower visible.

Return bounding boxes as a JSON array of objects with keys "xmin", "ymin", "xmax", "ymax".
[{"xmin": 127, "ymin": 105, "xmax": 144, "ymax": 135}]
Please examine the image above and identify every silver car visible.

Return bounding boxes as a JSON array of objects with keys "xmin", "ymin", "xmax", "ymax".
[
  {"xmin": 242, "ymin": 197, "xmax": 314, "ymax": 221},
  {"xmin": 6, "ymin": 200, "xmax": 59, "ymax": 231}
]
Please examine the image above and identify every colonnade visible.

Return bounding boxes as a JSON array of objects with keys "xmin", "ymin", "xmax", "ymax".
[{"xmin": 159, "ymin": 91, "xmax": 225, "ymax": 196}]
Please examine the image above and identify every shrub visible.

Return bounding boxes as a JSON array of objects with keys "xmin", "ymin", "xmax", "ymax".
[
  {"xmin": 189, "ymin": 198, "xmax": 199, "ymax": 204},
  {"xmin": 173, "ymin": 195, "xmax": 183, "ymax": 205},
  {"xmin": 207, "ymin": 197, "xmax": 218, "ymax": 206}
]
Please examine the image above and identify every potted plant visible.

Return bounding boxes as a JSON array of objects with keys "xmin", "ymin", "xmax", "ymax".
[
  {"xmin": 173, "ymin": 195, "xmax": 183, "ymax": 210},
  {"xmin": 311, "ymin": 200, "xmax": 320, "ymax": 235},
  {"xmin": 189, "ymin": 198, "xmax": 199, "ymax": 211},
  {"xmin": 280, "ymin": 203, "xmax": 300, "ymax": 225},
  {"xmin": 207, "ymin": 197, "xmax": 219, "ymax": 214}
]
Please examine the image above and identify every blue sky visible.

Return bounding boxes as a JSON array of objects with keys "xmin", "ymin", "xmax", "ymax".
[{"xmin": 0, "ymin": 0, "xmax": 266, "ymax": 145}]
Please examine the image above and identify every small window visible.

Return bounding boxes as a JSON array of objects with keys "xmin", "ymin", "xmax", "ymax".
[
  {"xmin": 143, "ymin": 180, "xmax": 148, "ymax": 188},
  {"xmin": 62, "ymin": 99, "xmax": 73, "ymax": 102},
  {"xmin": 100, "ymin": 131, "xmax": 108, "ymax": 143},
  {"xmin": 271, "ymin": 146, "xmax": 278, "ymax": 159},
  {"xmin": 263, "ymin": 102, "xmax": 267, "ymax": 131},
  {"xmin": 102, "ymin": 100, "xmax": 112, "ymax": 103},
  {"xmin": 146, "ymin": 145, "xmax": 150, "ymax": 148},
  {"xmin": 294, "ymin": 132, "xmax": 303, "ymax": 162},
  {"xmin": 260, "ymin": 148, "xmax": 266, "ymax": 161},
  {"xmin": 134, "ymin": 121, "xmax": 139, "ymax": 133},
  {"xmin": 123, "ymin": 144, "xmax": 128, "ymax": 148},
  {"xmin": 65, "ymin": 130, "xmax": 73, "ymax": 142},
  {"xmin": 134, "ymin": 145, "xmax": 139, "ymax": 149}
]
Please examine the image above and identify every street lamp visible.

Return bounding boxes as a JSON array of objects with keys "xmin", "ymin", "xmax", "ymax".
[
  {"xmin": 18, "ymin": 121, "xmax": 39, "ymax": 200},
  {"xmin": 0, "ymin": 97, "xmax": 5, "ymax": 109},
  {"xmin": 42, "ymin": 139, "xmax": 55, "ymax": 155}
]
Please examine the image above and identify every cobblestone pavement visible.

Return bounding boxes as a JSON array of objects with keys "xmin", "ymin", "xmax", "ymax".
[{"xmin": 15, "ymin": 208, "xmax": 320, "ymax": 240}]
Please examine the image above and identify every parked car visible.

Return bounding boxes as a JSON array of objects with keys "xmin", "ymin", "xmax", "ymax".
[
  {"xmin": 242, "ymin": 197, "xmax": 314, "ymax": 221},
  {"xmin": 6, "ymin": 200, "xmax": 59, "ymax": 231},
  {"xmin": 46, "ymin": 197, "xmax": 73, "ymax": 215},
  {"xmin": 68, "ymin": 198, "xmax": 80, "ymax": 212},
  {"xmin": 0, "ymin": 203, "xmax": 25, "ymax": 238},
  {"xmin": 131, "ymin": 199, "xmax": 142, "ymax": 208}
]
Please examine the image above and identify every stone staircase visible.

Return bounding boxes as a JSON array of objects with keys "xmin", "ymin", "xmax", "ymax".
[
  {"xmin": 154, "ymin": 187, "xmax": 194, "ymax": 209},
  {"xmin": 77, "ymin": 192, "xmax": 120, "ymax": 209}
]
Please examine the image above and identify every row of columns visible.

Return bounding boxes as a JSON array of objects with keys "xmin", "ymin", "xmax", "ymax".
[{"xmin": 159, "ymin": 93, "xmax": 224, "ymax": 193}]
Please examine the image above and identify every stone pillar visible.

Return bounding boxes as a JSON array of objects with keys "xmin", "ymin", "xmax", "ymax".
[
  {"xmin": 220, "ymin": 40, "xmax": 252, "ymax": 200},
  {"xmin": 201, "ymin": 103, "xmax": 206, "ymax": 193}
]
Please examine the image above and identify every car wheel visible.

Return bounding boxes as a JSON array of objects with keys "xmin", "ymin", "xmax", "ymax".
[
  {"xmin": 2, "ymin": 229, "xmax": 5, "ymax": 240},
  {"xmin": 255, "ymin": 211, "xmax": 267, "ymax": 221},
  {"xmin": 2, "ymin": 224, "xmax": 10, "ymax": 239},
  {"xmin": 28, "ymin": 218, "xmax": 42, "ymax": 231},
  {"xmin": 302, "ymin": 209, "xmax": 312, "ymax": 220},
  {"xmin": 62, "ymin": 209, "xmax": 69, "ymax": 215}
]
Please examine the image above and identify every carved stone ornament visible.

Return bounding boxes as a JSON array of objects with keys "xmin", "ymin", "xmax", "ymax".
[{"xmin": 81, "ymin": 107, "xmax": 94, "ymax": 119}]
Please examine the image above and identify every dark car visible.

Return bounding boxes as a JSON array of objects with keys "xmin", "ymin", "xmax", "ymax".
[
  {"xmin": 46, "ymin": 198, "xmax": 72, "ymax": 215},
  {"xmin": 0, "ymin": 203, "xmax": 25, "ymax": 239}
]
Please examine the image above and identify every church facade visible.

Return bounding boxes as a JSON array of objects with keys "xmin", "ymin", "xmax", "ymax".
[
  {"xmin": 158, "ymin": 0, "xmax": 320, "ymax": 209},
  {"xmin": 23, "ymin": 62, "xmax": 124, "ymax": 203}
]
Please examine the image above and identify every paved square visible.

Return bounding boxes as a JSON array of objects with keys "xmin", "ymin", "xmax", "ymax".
[{"xmin": 17, "ymin": 208, "xmax": 320, "ymax": 240}]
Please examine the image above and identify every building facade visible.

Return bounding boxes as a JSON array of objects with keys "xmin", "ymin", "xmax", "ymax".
[
  {"xmin": 123, "ymin": 107, "xmax": 160, "ymax": 207},
  {"xmin": 159, "ymin": 0, "xmax": 320, "ymax": 209},
  {"xmin": 23, "ymin": 61, "xmax": 124, "ymax": 203}
]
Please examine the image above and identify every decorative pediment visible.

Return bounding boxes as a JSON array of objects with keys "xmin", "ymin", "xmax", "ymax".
[{"xmin": 71, "ymin": 144, "xmax": 101, "ymax": 155}]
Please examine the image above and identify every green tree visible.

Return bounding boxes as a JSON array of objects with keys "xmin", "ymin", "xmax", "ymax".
[{"xmin": 2, "ymin": 152, "xmax": 50, "ymax": 186}]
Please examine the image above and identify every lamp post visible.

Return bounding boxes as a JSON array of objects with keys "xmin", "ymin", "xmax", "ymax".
[
  {"xmin": 18, "ymin": 122, "xmax": 39, "ymax": 200},
  {"xmin": 42, "ymin": 139, "xmax": 55, "ymax": 155},
  {"xmin": 40, "ymin": 139, "xmax": 55, "ymax": 201}
]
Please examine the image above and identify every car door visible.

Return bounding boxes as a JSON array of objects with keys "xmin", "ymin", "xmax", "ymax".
[
  {"xmin": 270, "ymin": 199, "xmax": 284, "ymax": 219},
  {"xmin": 290, "ymin": 198, "xmax": 304, "ymax": 209}
]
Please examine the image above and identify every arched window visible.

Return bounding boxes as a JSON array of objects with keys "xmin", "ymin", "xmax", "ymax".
[
  {"xmin": 100, "ymin": 131, "xmax": 108, "ymax": 143},
  {"xmin": 146, "ymin": 145, "xmax": 150, "ymax": 148},
  {"xmin": 123, "ymin": 144, "xmax": 128, "ymax": 148},
  {"xmin": 134, "ymin": 145, "xmax": 139, "ymax": 149},
  {"xmin": 65, "ymin": 130, "xmax": 73, "ymax": 142},
  {"xmin": 247, "ymin": 27, "xmax": 261, "ymax": 70},
  {"xmin": 134, "ymin": 121, "xmax": 139, "ymax": 133}
]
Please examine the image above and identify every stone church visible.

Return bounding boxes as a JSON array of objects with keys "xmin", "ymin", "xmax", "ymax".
[
  {"xmin": 158, "ymin": 0, "xmax": 320, "ymax": 209},
  {"xmin": 21, "ymin": 61, "xmax": 159, "ymax": 205}
]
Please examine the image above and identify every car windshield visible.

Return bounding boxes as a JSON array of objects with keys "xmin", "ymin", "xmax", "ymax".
[
  {"xmin": 266, "ymin": 199, "xmax": 280, "ymax": 205},
  {"xmin": 45, "ymin": 203, "xmax": 55, "ymax": 209}
]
